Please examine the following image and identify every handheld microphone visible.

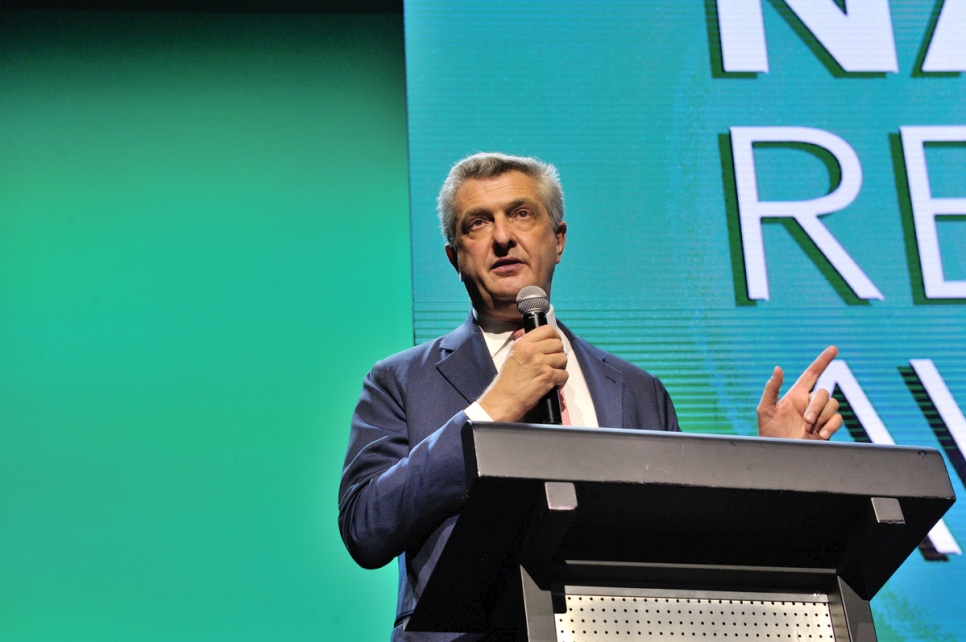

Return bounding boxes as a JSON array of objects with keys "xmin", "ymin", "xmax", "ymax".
[{"xmin": 515, "ymin": 286, "xmax": 562, "ymax": 425}]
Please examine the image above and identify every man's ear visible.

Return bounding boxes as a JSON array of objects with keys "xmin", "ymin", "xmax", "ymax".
[
  {"xmin": 555, "ymin": 221, "xmax": 567, "ymax": 263},
  {"xmin": 445, "ymin": 244, "xmax": 461, "ymax": 280}
]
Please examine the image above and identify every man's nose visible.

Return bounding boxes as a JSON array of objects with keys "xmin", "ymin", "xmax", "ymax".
[{"xmin": 492, "ymin": 214, "xmax": 515, "ymax": 247}]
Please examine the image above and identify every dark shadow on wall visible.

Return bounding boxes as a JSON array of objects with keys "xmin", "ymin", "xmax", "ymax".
[{"xmin": 2, "ymin": 0, "xmax": 402, "ymax": 13}]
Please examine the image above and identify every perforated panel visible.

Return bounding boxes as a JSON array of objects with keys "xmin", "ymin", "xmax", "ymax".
[{"xmin": 556, "ymin": 591, "xmax": 834, "ymax": 642}]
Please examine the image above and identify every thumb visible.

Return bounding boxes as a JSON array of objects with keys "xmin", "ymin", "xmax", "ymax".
[{"xmin": 758, "ymin": 366, "xmax": 784, "ymax": 410}]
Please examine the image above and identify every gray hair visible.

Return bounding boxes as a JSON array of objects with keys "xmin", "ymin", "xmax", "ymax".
[{"xmin": 436, "ymin": 152, "xmax": 564, "ymax": 246}]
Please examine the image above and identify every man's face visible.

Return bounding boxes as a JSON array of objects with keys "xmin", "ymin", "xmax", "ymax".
[{"xmin": 445, "ymin": 171, "xmax": 566, "ymax": 320}]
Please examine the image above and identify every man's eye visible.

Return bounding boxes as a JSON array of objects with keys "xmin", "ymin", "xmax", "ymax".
[
  {"xmin": 514, "ymin": 209, "xmax": 533, "ymax": 218},
  {"xmin": 467, "ymin": 218, "xmax": 487, "ymax": 230}
]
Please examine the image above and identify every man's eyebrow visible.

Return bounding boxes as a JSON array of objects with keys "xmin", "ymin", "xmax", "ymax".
[
  {"xmin": 507, "ymin": 198, "xmax": 539, "ymax": 211},
  {"xmin": 460, "ymin": 206, "xmax": 491, "ymax": 220},
  {"xmin": 461, "ymin": 198, "xmax": 539, "ymax": 219}
]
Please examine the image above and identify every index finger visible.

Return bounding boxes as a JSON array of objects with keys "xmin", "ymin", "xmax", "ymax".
[{"xmin": 790, "ymin": 345, "xmax": 838, "ymax": 393}]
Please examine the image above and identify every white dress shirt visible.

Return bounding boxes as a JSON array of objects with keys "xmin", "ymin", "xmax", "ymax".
[{"xmin": 464, "ymin": 307, "xmax": 599, "ymax": 427}]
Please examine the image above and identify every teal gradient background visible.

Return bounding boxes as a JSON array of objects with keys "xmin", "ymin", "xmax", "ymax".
[{"xmin": 1, "ymin": 11, "xmax": 404, "ymax": 640}]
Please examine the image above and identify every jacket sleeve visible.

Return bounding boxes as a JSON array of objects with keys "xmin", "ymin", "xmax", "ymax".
[
  {"xmin": 337, "ymin": 357, "xmax": 469, "ymax": 570},
  {"xmin": 651, "ymin": 374, "xmax": 681, "ymax": 432}
]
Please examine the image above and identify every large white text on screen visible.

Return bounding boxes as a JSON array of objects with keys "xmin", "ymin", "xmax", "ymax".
[{"xmin": 716, "ymin": 0, "xmax": 964, "ymax": 558}]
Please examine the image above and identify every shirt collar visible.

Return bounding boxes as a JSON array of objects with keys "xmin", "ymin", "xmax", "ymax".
[{"xmin": 473, "ymin": 306, "xmax": 565, "ymax": 358}]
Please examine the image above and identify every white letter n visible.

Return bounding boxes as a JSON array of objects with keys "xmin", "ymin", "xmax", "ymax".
[{"xmin": 716, "ymin": 0, "xmax": 898, "ymax": 73}]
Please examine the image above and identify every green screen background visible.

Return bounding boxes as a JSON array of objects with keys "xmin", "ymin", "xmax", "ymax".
[{"xmin": 1, "ymin": 11, "xmax": 404, "ymax": 640}]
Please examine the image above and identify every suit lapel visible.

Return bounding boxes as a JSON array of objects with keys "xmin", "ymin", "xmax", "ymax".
[
  {"xmin": 434, "ymin": 316, "xmax": 625, "ymax": 428},
  {"xmin": 560, "ymin": 323, "xmax": 625, "ymax": 429},
  {"xmin": 436, "ymin": 315, "xmax": 497, "ymax": 405}
]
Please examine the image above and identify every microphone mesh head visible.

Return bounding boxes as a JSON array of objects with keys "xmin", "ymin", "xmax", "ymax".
[{"xmin": 516, "ymin": 285, "xmax": 550, "ymax": 315}]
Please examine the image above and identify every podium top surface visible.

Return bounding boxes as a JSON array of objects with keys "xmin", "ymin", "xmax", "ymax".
[{"xmin": 465, "ymin": 422, "xmax": 955, "ymax": 501}]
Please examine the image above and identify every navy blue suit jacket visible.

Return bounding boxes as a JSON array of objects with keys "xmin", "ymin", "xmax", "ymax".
[{"xmin": 338, "ymin": 315, "xmax": 679, "ymax": 640}]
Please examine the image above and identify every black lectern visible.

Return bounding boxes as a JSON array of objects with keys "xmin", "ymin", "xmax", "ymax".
[{"xmin": 408, "ymin": 422, "xmax": 956, "ymax": 642}]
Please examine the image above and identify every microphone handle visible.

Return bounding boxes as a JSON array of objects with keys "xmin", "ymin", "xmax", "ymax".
[{"xmin": 522, "ymin": 311, "xmax": 562, "ymax": 425}]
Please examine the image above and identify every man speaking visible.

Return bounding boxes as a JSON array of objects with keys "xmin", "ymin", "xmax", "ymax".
[{"xmin": 338, "ymin": 152, "xmax": 842, "ymax": 640}]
